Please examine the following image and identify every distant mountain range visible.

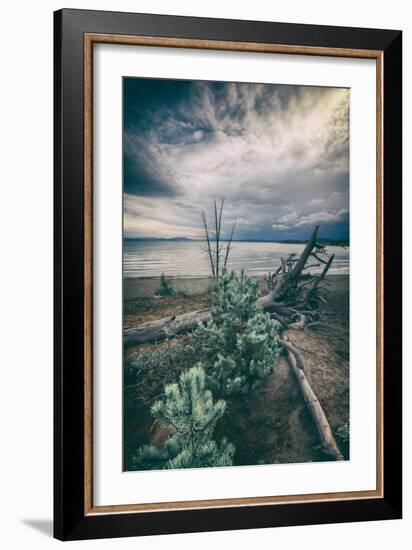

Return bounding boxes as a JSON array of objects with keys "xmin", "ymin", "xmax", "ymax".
[
  {"xmin": 125, "ymin": 236, "xmax": 193, "ymax": 242},
  {"xmin": 125, "ymin": 236, "xmax": 349, "ymax": 246}
]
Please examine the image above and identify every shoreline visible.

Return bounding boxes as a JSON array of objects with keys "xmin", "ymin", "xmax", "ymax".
[
  {"xmin": 124, "ymin": 272, "xmax": 347, "ymax": 279},
  {"xmin": 124, "ymin": 273, "xmax": 349, "ymax": 299}
]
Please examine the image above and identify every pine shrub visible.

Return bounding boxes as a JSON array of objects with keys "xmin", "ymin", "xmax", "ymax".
[
  {"xmin": 133, "ymin": 365, "xmax": 235, "ymax": 470},
  {"xmin": 336, "ymin": 421, "xmax": 350, "ymax": 443},
  {"xmin": 194, "ymin": 270, "xmax": 281, "ymax": 395},
  {"xmin": 155, "ymin": 272, "xmax": 176, "ymax": 297}
]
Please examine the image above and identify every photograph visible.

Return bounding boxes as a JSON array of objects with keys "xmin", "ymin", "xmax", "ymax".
[{"xmin": 122, "ymin": 77, "xmax": 350, "ymax": 471}]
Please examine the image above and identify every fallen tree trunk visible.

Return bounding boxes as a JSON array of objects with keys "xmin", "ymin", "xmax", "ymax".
[
  {"xmin": 303, "ymin": 253, "xmax": 335, "ymax": 307},
  {"xmin": 124, "ymin": 308, "xmax": 210, "ymax": 347},
  {"xmin": 269, "ymin": 225, "xmax": 319, "ymax": 301},
  {"xmin": 123, "ymin": 296, "xmax": 294, "ymax": 347},
  {"xmin": 281, "ymin": 338, "xmax": 343, "ymax": 461}
]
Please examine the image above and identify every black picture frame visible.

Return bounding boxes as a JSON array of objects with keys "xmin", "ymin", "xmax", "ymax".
[{"xmin": 54, "ymin": 8, "xmax": 402, "ymax": 541}]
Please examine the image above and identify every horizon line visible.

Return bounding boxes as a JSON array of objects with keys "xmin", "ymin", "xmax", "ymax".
[{"xmin": 124, "ymin": 236, "xmax": 350, "ymax": 243}]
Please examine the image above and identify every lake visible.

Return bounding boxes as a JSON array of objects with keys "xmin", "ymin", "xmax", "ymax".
[{"xmin": 124, "ymin": 240, "xmax": 349, "ymax": 279}]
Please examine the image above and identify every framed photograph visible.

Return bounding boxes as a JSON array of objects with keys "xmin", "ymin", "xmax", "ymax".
[{"xmin": 54, "ymin": 8, "xmax": 402, "ymax": 541}]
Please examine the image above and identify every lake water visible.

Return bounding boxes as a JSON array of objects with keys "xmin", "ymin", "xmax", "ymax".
[{"xmin": 124, "ymin": 240, "xmax": 349, "ymax": 279}]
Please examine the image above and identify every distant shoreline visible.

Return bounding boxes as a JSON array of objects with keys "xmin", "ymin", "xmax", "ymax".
[{"xmin": 125, "ymin": 237, "xmax": 350, "ymax": 246}]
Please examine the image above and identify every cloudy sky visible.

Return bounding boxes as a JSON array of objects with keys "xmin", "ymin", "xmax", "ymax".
[{"xmin": 123, "ymin": 78, "xmax": 349, "ymax": 241}]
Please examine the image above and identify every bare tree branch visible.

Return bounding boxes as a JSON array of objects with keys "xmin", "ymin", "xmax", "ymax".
[
  {"xmin": 201, "ymin": 210, "xmax": 215, "ymax": 279},
  {"xmin": 224, "ymin": 221, "xmax": 237, "ymax": 269}
]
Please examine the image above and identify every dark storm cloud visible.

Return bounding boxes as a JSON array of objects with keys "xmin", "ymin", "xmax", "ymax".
[
  {"xmin": 123, "ymin": 78, "xmax": 349, "ymax": 240},
  {"xmin": 124, "ymin": 155, "xmax": 178, "ymax": 197}
]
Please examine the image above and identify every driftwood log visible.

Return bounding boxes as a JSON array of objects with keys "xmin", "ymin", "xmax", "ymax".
[
  {"xmin": 280, "ymin": 338, "xmax": 343, "ymax": 460},
  {"xmin": 124, "ymin": 296, "xmax": 298, "ymax": 347},
  {"xmin": 124, "ymin": 309, "xmax": 210, "ymax": 347},
  {"xmin": 266, "ymin": 224, "xmax": 320, "ymax": 301}
]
